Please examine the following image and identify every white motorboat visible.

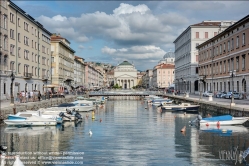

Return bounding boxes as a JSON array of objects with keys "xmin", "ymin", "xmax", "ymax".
[
  {"xmin": 10, "ymin": 111, "xmax": 63, "ymax": 123},
  {"xmin": 52, "ymin": 102, "xmax": 94, "ymax": 112},
  {"xmin": 161, "ymin": 103, "xmax": 199, "ymax": 112},
  {"xmin": 152, "ymin": 98, "xmax": 172, "ymax": 106},
  {"xmin": 191, "ymin": 115, "xmax": 249, "ymax": 126},
  {"xmin": 200, "ymin": 125, "xmax": 248, "ymax": 133},
  {"xmin": 4, "ymin": 115, "xmax": 57, "ymax": 126}
]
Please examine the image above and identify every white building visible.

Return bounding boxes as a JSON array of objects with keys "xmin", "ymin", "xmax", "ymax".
[
  {"xmin": 114, "ymin": 61, "xmax": 137, "ymax": 89},
  {"xmin": 158, "ymin": 52, "xmax": 175, "ymax": 65},
  {"xmin": 174, "ymin": 21, "xmax": 235, "ymax": 94}
]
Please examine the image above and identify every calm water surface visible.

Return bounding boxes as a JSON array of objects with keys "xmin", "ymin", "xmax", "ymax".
[{"xmin": 1, "ymin": 100, "xmax": 249, "ymax": 166}]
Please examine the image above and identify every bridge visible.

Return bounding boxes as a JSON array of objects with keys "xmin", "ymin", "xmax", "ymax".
[{"xmin": 89, "ymin": 90, "xmax": 164, "ymax": 97}]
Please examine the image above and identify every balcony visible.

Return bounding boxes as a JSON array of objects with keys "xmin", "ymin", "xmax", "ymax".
[
  {"xmin": 42, "ymin": 75, "xmax": 49, "ymax": 81},
  {"xmin": 23, "ymin": 72, "xmax": 32, "ymax": 79}
]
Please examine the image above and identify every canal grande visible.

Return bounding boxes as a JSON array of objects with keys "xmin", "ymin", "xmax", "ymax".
[{"xmin": 1, "ymin": 100, "xmax": 249, "ymax": 166}]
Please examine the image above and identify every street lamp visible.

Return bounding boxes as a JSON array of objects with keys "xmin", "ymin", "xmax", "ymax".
[
  {"xmin": 8, "ymin": 70, "xmax": 16, "ymax": 105},
  {"xmin": 230, "ymin": 70, "xmax": 236, "ymax": 106}
]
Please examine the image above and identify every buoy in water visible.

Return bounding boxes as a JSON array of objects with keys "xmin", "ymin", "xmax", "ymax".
[
  {"xmin": 100, "ymin": 118, "xmax": 102, "ymax": 122},
  {"xmin": 181, "ymin": 126, "xmax": 186, "ymax": 132}
]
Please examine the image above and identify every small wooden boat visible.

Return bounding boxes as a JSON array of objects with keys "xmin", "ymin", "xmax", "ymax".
[
  {"xmin": 161, "ymin": 103, "xmax": 199, "ymax": 112},
  {"xmin": 199, "ymin": 115, "xmax": 249, "ymax": 126}
]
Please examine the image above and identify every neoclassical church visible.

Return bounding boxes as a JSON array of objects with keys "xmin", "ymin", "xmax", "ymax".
[{"xmin": 114, "ymin": 61, "xmax": 138, "ymax": 89}]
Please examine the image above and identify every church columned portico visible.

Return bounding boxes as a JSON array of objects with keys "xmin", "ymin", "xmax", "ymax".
[
  {"xmin": 117, "ymin": 79, "xmax": 135, "ymax": 89},
  {"xmin": 114, "ymin": 61, "xmax": 138, "ymax": 89}
]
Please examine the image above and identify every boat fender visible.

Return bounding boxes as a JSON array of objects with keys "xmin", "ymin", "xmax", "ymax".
[
  {"xmin": 217, "ymin": 121, "xmax": 220, "ymax": 127},
  {"xmin": 206, "ymin": 123, "xmax": 209, "ymax": 126}
]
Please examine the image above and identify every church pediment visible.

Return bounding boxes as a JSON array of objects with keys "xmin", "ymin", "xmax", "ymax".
[{"xmin": 117, "ymin": 74, "xmax": 136, "ymax": 78}]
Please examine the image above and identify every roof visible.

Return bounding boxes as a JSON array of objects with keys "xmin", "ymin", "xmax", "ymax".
[
  {"xmin": 163, "ymin": 52, "xmax": 175, "ymax": 58},
  {"xmin": 154, "ymin": 63, "xmax": 175, "ymax": 70},
  {"xmin": 197, "ymin": 14, "xmax": 249, "ymax": 49},
  {"xmin": 119, "ymin": 61, "xmax": 132, "ymax": 66},
  {"xmin": 174, "ymin": 21, "xmax": 222, "ymax": 43}
]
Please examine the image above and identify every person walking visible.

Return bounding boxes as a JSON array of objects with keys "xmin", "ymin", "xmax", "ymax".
[
  {"xmin": 38, "ymin": 91, "xmax": 41, "ymax": 101},
  {"xmin": 30, "ymin": 90, "xmax": 34, "ymax": 102},
  {"xmin": 25, "ymin": 91, "xmax": 29, "ymax": 103}
]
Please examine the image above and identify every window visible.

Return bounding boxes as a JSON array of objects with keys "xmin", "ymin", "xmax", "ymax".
[
  {"xmin": 35, "ymin": 54, "xmax": 37, "ymax": 62},
  {"xmin": 231, "ymin": 58, "xmax": 234, "ymax": 71},
  {"xmin": 10, "ymin": 29, "xmax": 14, "ymax": 39},
  {"xmin": 32, "ymin": 27, "xmax": 34, "ymax": 35},
  {"xmin": 214, "ymin": 32, "xmax": 217, "ymax": 36},
  {"xmin": 3, "ymin": 36, "xmax": 7, "ymax": 50},
  {"xmin": 18, "ymin": 33, "xmax": 20, "ymax": 42},
  {"xmin": 223, "ymin": 43, "xmax": 226, "ymax": 52},
  {"xmin": 32, "ymin": 40, "xmax": 33, "ymax": 48},
  {"xmin": 196, "ymin": 43, "xmax": 199, "ymax": 47},
  {"xmin": 231, "ymin": 38, "xmax": 234, "ymax": 50},
  {"xmin": 10, "ymin": 44, "xmax": 15, "ymax": 55},
  {"xmin": 18, "ymin": 63, "xmax": 21, "ymax": 73},
  {"xmin": 236, "ymin": 36, "xmax": 239, "ymax": 48},
  {"xmin": 10, "ymin": 61, "xmax": 15, "ymax": 70},
  {"xmin": 52, "ymin": 57, "xmax": 54, "ymax": 62},
  {"xmin": 216, "ymin": 46, "xmax": 218, "ymax": 56},
  {"xmin": 18, "ymin": 47, "xmax": 21, "ymax": 57},
  {"xmin": 242, "ymin": 33, "xmax": 245, "ymax": 46},
  {"xmin": 32, "ymin": 53, "xmax": 34, "ymax": 62},
  {"xmin": 4, "ymin": 83, "xmax": 6, "ymax": 94},
  {"xmin": 205, "ymin": 32, "xmax": 208, "ymax": 38},
  {"xmin": 24, "ymin": 22, "xmax": 29, "ymax": 31},
  {"xmin": 24, "ymin": 36, "xmax": 29, "ymax": 45},
  {"xmin": 10, "ymin": 13, "xmax": 14, "ymax": 23},
  {"xmin": 3, "ymin": 15, "xmax": 7, "ymax": 29},
  {"xmin": 196, "ymin": 32, "xmax": 199, "ymax": 38},
  {"xmin": 242, "ymin": 55, "xmax": 245, "ymax": 70},
  {"xmin": 227, "ymin": 40, "xmax": 230, "ymax": 51},
  {"xmin": 220, "ymin": 61, "xmax": 222, "ymax": 73},
  {"xmin": 42, "ymin": 57, "xmax": 46, "ymax": 65},
  {"xmin": 228, "ymin": 59, "xmax": 230, "ymax": 72},
  {"xmin": 220, "ymin": 44, "xmax": 222, "ymax": 54},
  {"xmin": 18, "ymin": 18, "xmax": 20, "ymax": 26},
  {"xmin": 224, "ymin": 60, "xmax": 226, "ymax": 73},
  {"xmin": 24, "ymin": 50, "xmax": 29, "ymax": 60},
  {"xmin": 236, "ymin": 57, "xmax": 239, "ymax": 71}
]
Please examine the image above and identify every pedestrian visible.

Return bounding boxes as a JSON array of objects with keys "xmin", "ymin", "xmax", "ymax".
[
  {"xmin": 25, "ymin": 91, "xmax": 29, "ymax": 103},
  {"xmin": 21, "ymin": 91, "xmax": 25, "ymax": 103},
  {"xmin": 30, "ymin": 90, "xmax": 34, "ymax": 102},
  {"xmin": 38, "ymin": 91, "xmax": 41, "ymax": 101}
]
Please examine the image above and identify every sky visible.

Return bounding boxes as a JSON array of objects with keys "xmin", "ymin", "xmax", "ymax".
[{"xmin": 14, "ymin": 1, "xmax": 249, "ymax": 71}]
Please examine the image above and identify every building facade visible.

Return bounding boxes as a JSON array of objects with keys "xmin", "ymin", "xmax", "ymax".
[
  {"xmin": 142, "ymin": 69, "xmax": 153, "ymax": 89},
  {"xmin": 152, "ymin": 63, "xmax": 175, "ymax": 89},
  {"xmin": 197, "ymin": 15, "xmax": 249, "ymax": 96},
  {"xmin": 174, "ymin": 21, "xmax": 235, "ymax": 94},
  {"xmin": 106, "ymin": 69, "xmax": 114, "ymax": 88},
  {"xmin": 114, "ymin": 61, "xmax": 137, "ymax": 89},
  {"xmin": 74, "ymin": 56, "xmax": 85, "ymax": 89},
  {"xmin": 1, "ymin": 0, "xmax": 52, "ymax": 100},
  {"xmin": 51, "ymin": 34, "xmax": 75, "ymax": 92}
]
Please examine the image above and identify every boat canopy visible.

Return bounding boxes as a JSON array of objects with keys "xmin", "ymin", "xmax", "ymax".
[{"xmin": 202, "ymin": 115, "xmax": 233, "ymax": 121}]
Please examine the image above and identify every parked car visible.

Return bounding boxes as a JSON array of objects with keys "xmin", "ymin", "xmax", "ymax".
[
  {"xmin": 203, "ymin": 91, "xmax": 214, "ymax": 97},
  {"xmin": 215, "ymin": 92, "xmax": 223, "ymax": 98},
  {"xmin": 220, "ymin": 92, "xmax": 227, "ymax": 98},
  {"xmin": 233, "ymin": 92, "xmax": 242, "ymax": 99},
  {"xmin": 225, "ymin": 92, "xmax": 233, "ymax": 99}
]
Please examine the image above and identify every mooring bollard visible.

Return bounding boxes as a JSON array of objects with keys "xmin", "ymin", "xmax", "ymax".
[{"xmin": 13, "ymin": 108, "xmax": 16, "ymax": 114}]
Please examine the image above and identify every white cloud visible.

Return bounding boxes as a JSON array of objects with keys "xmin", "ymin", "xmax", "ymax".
[
  {"xmin": 78, "ymin": 45, "xmax": 84, "ymax": 49},
  {"xmin": 113, "ymin": 3, "xmax": 150, "ymax": 15}
]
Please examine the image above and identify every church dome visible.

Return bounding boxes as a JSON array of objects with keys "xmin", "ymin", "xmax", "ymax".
[
  {"xmin": 163, "ymin": 52, "xmax": 175, "ymax": 59},
  {"xmin": 119, "ymin": 61, "xmax": 132, "ymax": 66}
]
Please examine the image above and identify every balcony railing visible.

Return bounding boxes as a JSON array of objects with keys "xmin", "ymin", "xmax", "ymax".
[
  {"xmin": 23, "ymin": 72, "xmax": 32, "ymax": 78},
  {"xmin": 42, "ymin": 75, "xmax": 49, "ymax": 80}
]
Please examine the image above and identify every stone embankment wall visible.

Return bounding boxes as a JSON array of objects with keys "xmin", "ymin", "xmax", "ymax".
[{"xmin": 0, "ymin": 96, "xmax": 76, "ymax": 122}]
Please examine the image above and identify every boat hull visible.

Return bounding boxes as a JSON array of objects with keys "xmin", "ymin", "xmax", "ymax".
[
  {"xmin": 4, "ymin": 120, "xmax": 57, "ymax": 126},
  {"xmin": 200, "ymin": 117, "xmax": 248, "ymax": 126},
  {"xmin": 162, "ymin": 105, "xmax": 199, "ymax": 112}
]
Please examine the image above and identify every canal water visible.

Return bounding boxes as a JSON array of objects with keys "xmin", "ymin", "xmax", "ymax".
[{"xmin": 1, "ymin": 100, "xmax": 249, "ymax": 166}]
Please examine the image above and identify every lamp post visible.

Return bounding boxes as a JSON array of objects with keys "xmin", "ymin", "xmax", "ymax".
[
  {"xmin": 230, "ymin": 70, "xmax": 236, "ymax": 106},
  {"xmin": 9, "ymin": 70, "xmax": 16, "ymax": 105}
]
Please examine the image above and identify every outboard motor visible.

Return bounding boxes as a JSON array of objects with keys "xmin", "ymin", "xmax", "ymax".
[
  {"xmin": 0, "ymin": 145, "xmax": 7, "ymax": 155},
  {"xmin": 197, "ymin": 115, "xmax": 202, "ymax": 120},
  {"xmin": 59, "ymin": 112, "xmax": 71, "ymax": 120},
  {"xmin": 66, "ymin": 108, "xmax": 72, "ymax": 115},
  {"xmin": 189, "ymin": 115, "xmax": 202, "ymax": 125},
  {"xmin": 75, "ymin": 112, "xmax": 82, "ymax": 121}
]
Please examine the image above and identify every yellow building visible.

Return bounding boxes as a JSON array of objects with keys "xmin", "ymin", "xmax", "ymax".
[{"xmin": 51, "ymin": 34, "xmax": 75, "ymax": 92}]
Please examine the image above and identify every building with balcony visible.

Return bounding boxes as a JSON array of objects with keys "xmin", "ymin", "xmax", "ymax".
[
  {"xmin": 114, "ymin": 60, "xmax": 137, "ymax": 89},
  {"xmin": 0, "ymin": 0, "xmax": 52, "ymax": 100},
  {"xmin": 174, "ymin": 20, "xmax": 235, "ymax": 94},
  {"xmin": 197, "ymin": 15, "xmax": 249, "ymax": 96},
  {"xmin": 51, "ymin": 33, "xmax": 75, "ymax": 92},
  {"xmin": 152, "ymin": 63, "xmax": 175, "ymax": 89},
  {"xmin": 74, "ymin": 56, "xmax": 85, "ymax": 89}
]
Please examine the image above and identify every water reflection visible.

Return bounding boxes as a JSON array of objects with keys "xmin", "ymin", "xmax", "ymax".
[{"xmin": 0, "ymin": 100, "xmax": 249, "ymax": 165}]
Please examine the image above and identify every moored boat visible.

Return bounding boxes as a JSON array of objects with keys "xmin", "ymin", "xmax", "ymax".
[{"xmin": 161, "ymin": 103, "xmax": 199, "ymax": 112}]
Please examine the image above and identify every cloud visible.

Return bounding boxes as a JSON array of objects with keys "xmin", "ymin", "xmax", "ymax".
[
  {"xmin": 102, "ymin": 45, "xmax": 165, "ymax": 60},
  {"xmin": 78, "ymin": 45, "xmax": 84, "ymax": 49}
]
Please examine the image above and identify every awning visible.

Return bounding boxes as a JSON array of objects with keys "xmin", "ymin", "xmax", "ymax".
[{"xmin": 43, "ymin": 84, "xmax": 60, "ymax": 88}]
